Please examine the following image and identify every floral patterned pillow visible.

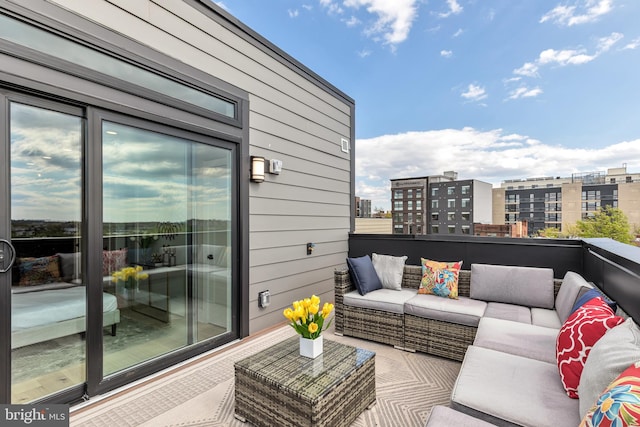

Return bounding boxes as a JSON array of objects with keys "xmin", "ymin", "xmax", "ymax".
[
  {"xmin": 102, "ymin": 249, "xmax": 128, "ymax": 276},
  {"xmin": 557, "ymin": 298, "xmax": 624, "ymax": 398},
  {"xmin": 419, "ymin": 258, "xmax": 463, "ymax": 299},
  {"xmin": 18, "ymin": 255, "xmax": 61, "ymax": 286},
  {"xmin": 580, "ymin": 361, "xmax": 640, "ymax": 426}
]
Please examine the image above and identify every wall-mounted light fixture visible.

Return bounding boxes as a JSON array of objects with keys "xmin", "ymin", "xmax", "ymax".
[{"xmin": 250, "ymin": 156, "xmax": 265, "ymax": 183}]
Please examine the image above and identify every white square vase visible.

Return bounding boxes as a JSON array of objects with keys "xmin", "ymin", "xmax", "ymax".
[{"xmin": 299, "ymin": 335, "xmax": 323, "ymax": 359}]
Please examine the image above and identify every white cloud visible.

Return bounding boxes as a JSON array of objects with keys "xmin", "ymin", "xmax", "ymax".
[
  {"xmin": 461, "ymin": 84, "xmax": 487, "ymax": 102},
  {"xmin": 540, "ymin": 0, "xmax": 613, "ymax": 26},
  {"xmin": 453, "ymin": 28, "xmax": 464, "ymax": 38},
  {"xmin": 319, "ymin": 0, "xmax": 344, "ymax": 14},
  {"xmin": 358, "ymin": 49, "xmax": 372, "ymax": 58},
  {"xmin": 514, "ymin": 62, "xmax": 539, "ymax": 77},
  {"xmin": 438, "ymin": 0, "xmax": 463, "ymax": 18},
  {"xmin": 355, "ymin": 128, "xmax": 640, "ymax": 210},
  {"xmin": 508, "ymin": 86, "xmax": 543, "ymax": 100},
  {"xmin": 623, "ymin": 37, "xmax": 640, "ymax": 50},
  {"xmin": 596, "ymin": 32, "xmax": 623, "ymax": 53},
  {"xmin": 344, "ymin": 15, "xmax": 361, "ymax": 27},
  {"xmin": 440, "ymin": 49, "xmax": 453, "ymax": 58},
  {"xmin": 288, "ymin": 9, "xmax": 299, "ymax": 18},
  {"xmin": 513, "ymin": 32, "xmax": 623, "ymax": 78},
  {"xmin": 338, "ymin": 0, "xmax": 419, "ymax": 48},
  {"xmin": 302, "ymin": 4, "xmax": 314, "ymax": 11}
]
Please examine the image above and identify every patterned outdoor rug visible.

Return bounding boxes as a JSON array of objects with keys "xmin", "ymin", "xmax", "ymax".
[{"xmin": 70, "ymin": 325, "xmax": 461, "ymax": 427}]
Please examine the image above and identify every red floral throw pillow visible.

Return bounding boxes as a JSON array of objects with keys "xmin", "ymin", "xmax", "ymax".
[
  {"xmin": 580, "ymin": 361, "xmax": 640, "ymax": 426},
  {"xmin": 557, "ymin": 297, "xmax": 624, "ymax": 398}
]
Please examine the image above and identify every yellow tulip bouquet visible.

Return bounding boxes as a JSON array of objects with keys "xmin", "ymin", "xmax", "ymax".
[
  {"xmin": 283, "ymin": 295, "xmax": 334, "ymax": 340},
  {"xmin": 111, "ymin": 265, "xmax": 149, "ymax": 290}
]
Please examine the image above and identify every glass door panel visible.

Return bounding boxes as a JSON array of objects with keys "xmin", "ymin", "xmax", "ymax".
[
  {"xmin": 9, "ymin": 102, "xmax": 84, "ymax": 403},
  {"xmin": 102, "ymin": 121, "xmax": 232, "ymax": 375}
]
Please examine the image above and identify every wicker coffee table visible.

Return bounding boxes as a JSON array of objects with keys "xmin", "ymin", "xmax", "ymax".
[{"xmin": 234, "ymin": 336, "xmax": 376, "ymax": 427}]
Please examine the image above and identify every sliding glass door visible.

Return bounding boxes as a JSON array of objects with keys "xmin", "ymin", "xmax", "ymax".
[
  {"xmin": 8, "ymin": 100, "xmax": 85, "ymax": 403},
  {"xmin": 101, "ymin": 119, "xmax": 233, "ymax": 375},
  {"xmin": 0, "ymin": 95, "xmax": 236, "ymax": 403}
]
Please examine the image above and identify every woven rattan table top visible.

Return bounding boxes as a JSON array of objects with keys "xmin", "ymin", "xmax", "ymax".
[{"xmin": 234, "ymin": 336, "xmax": 375, "ymax": 402}]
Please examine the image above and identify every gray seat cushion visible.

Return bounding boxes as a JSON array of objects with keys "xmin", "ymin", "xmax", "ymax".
[
  {"xmin": 483, "ymin": 302, "xmax": 531, "ymax": 324},
  {"xmin": 530, "ymin": 308, "xmax": 562, "ymax": 329},
  {"xmin": 473, "ymin": 317, "xmax": 558, "ymax": 363},
  {"xmin": 554, "ymin": 271, "xmax": 593, "ymax": 324},
  {"xmin": 404, "ymin": 295, "xmax": 487, "ymax": 327},
  {"xmin": 343, "ymin": 288, "xmax": 417, "ymax": 314},
  {"xmin": 470, "ymin": 264, "xmax": 554, "ymax": 309},
  {"xmin": 426, "ymin": 405, "xmax": 497, "ymax": 427},
  {"xmin": 451, "ymin": 346, "xmax": 580, "ymax": 427}
]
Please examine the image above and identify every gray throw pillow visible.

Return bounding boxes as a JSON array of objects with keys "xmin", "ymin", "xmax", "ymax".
[
  {"xmin": 578, "ymin": 317, "xmax": 640, "ymax": 418},
  {"xmin": 372, "ymin": 253, "xmax": 407, "ymax": 291}
]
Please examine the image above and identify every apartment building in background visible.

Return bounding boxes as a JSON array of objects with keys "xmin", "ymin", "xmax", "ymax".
[
  {"xmin": 355, "ymin": 197, "xmax": 372, "ymax": 218},
  {"xmin": 391, "ymin": 172, "xmax": 493, "ymax": 235},
  {"xmin": 493, "ymin": 166, "xmax": 640, "ymax": 236}
]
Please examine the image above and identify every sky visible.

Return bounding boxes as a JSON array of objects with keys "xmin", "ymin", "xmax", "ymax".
[{"xmin": 218, "ymin": 0, "xmax": 640, "ymax": 211}]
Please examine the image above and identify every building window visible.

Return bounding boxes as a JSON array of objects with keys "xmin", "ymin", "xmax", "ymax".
[
  {"xmin": 447, "ymin": 186, "xmax": 455, "ymax": 195},
  {"xmin": 394, "ymin": 201, "xmax": 403, "ymax": 210},
  {"xmin": 407, "ymin": 189, "xmax": 413, "ymax": 198},
  {"xmin": 416, "ymin": 189, "xmax": 422, "ymax": 199},
  {"xmin": 431, "ymin": 213, "xmax": 439, "ymax": 221},
  {"xmin": 431, "ymin": 187, "xmax": 439, "ymax": 197},
  {"xmin": 416, "ymin": 226, "xmax": 422, "ymax": 234},
  {"xmin": 394, "ymin": 212, "xmax": 403, "ymax": 222},
  {"xmin": 461, "ymin": 212, "xmax": 471, "ymax": 221},
  {"xmin": 447, "ymin": 199, "xmax": 455, "ymax": 208},
  {"xmin": 506, "ymin": 194, "xmax": 519, "ymax": 203},
  {"xmin": 416, "ymin": 213, "xmax": 422, "ymax": 222},
  {"xmin": 448, "ymin": 212, "xmax": 456, "ymax": 221},
  {"xmin": 461, "ymin": 225, "xmax": 470, "ymax": 234},
  {"xmin": 407, "ymin": 200, "xmax": 413, "ymax": 210},
  {"xmin": 582, "ymin": 190, "xmax": 600, "ymax": 200},
  {"xmin": 431, "ymin": 225, "xmax": 439, "ymax": 233},
  {"xmin": 407, "ymin": 212, "xmax": 413, "ymax": 223},
  {"xmin": 0, "ymin": 14, "xmax": 237, "ymax": 120},
  {"xmin": 627, "ymin": 176, "xmax": 633, "ymax": 183},
  {"xmin": 461, "ymin": 185, "xmax": 470, "ymax": 195},
  {"xmin": 416, "ymin": 200, "xmax": 422, "ymax": 210},
  {"xmin": 394, "ymin": 189, "xmax": 403, "ymax": 199},
  {"xmin": 610, "ymin": 178, "xmax": 616, "ymax": 184},
  {"xmin": 394, "ymin": 225, "xmax": 404, "ymax": 234},
  {"xmin": 461, "ymin": 198, "xmax": 470, "ymax": 208},
  {"xmin": 448, "ymin": 225, "xmax": 456, "ymax": 234},
  {"xmin": 431, "ymin": 200, "xmax": 438, "ymax": 209}
]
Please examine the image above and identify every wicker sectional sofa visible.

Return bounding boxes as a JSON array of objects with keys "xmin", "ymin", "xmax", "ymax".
[
  {"xmin": 334, "ymin": 261, "xmax": 639, "ymax": 426},
  {"xmin": 334, "ymin": 263, "xmax": 563, "ymax": 361}
]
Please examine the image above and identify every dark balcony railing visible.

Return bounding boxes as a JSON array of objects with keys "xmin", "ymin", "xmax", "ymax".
[{"xmin": 347, "ymin": 234, "xmax": 640, "ymax": 324}]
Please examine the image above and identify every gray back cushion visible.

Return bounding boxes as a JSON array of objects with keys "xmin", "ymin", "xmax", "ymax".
[
  {"xmin": 470, "ymin": 264, "xmax": 554, "ymax": 309},
  {"xmin": 555, "ymin": 271, "xmax": 593, "ymax": 323}
]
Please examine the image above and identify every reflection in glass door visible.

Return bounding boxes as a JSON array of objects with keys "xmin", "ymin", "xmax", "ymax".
[
  {"xmin": 9, "ymin": 102, "xmax": 85, "ymax": 403},
  {"xmin": 102, "ymin": 121, "xmax": 232, "ymax": 375}
]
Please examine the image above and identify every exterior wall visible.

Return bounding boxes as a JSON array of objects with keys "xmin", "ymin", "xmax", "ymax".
[
  {"xmin": 561, "ymin": 182, "xmax": 583, "ymax": 231},
  {"xmin": 354, "ymin": 218, "xmax": 392, "ymax": 234},
  {"xmin": 618, "ymin": 182, "xmax": 640, "ymax": 232},
  {"xmin": 44, "ymin": 0, "xmax": 354, "ymax": 334},
  {"xmin": 391, "ymin": 178, "xmax": 428, "ymax": 234},
  {"xmin": 492, "ymin": 188, "xmax": 506, "ymax": 225},
  {"xmin": 472, "ymin": 180, "xmax": 493, "ymax": 224}
]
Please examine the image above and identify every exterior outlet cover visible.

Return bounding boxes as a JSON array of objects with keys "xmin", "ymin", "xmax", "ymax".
[{"xmin": 269, "ymin": 159, "xmax": 282, "ymax": 174}]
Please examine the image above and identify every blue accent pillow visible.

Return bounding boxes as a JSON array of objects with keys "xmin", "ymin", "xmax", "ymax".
[
  {"xmin": 346, "ymin": 255, "xmax": 382, "ymax": 296},
  {"xmin": 570, "ymin": 288, "xmax": 617, "ymax": 315}
]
